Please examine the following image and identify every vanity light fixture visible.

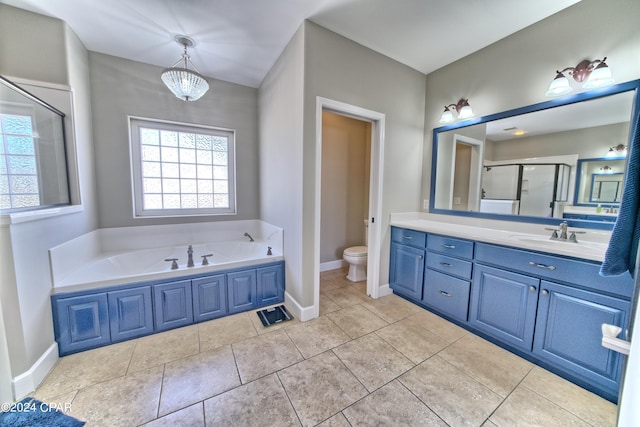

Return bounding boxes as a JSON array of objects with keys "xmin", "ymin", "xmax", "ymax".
[
  {"xmin": 545, "ymin": 57, "xmax": 614, "ymax": 97},
  {"xmin": 439, "ymin": 99, "xmax": 474, "ymax": 123},
  {"xmin": 606, "ymin": 144, "xmax": 628, "ymax": 157},
  {"xmin": 599, "ymin": 165, "xmax": 614, "ymax": 174},
  {"xmin": 161, "ymin": 35, "xmax": 210, "ymax": 101}
]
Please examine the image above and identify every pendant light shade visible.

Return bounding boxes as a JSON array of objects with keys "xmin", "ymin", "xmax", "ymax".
[{"xmin": 161, "ymin": 36, "xmax": 209, "ymax": 101}]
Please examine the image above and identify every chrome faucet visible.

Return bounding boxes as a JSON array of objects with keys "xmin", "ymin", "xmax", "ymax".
[
  {"xmin": 244, "ymin": 232, "xmax": 254, "ymax": 242},
  {"xmin": 187, "ymin": 244, "xmax": 194, "ymax": 267},
  {"xmin": 545, "ymin": 221, "xmax": 585, "ymax": 243}
]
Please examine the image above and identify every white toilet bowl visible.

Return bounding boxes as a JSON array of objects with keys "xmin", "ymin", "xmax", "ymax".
[{"xmin": 343, "ymin": 245, "xmax": 367, "ymax": 282}]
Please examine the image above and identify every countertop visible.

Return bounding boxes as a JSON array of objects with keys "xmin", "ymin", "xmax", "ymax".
[{"xmin": 390, "ymin": 213, "xmax": 612, "ymax": 262}]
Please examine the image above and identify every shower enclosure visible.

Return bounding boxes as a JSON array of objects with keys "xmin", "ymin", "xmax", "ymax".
[{"xmin": 481, "ymin": 163, "xmax": 571, "ymax": 217}]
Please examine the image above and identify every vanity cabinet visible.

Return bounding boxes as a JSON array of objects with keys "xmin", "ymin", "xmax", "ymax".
[
  {"xmin": 389, "ymin": 227, "xmax": 633, "ymax": 401},
  {"xmin": 423, "ymin": 235, "xmax": 473, "ymax": 322},
  {"xmin": 52, "ymin": 261, "xmax": 285, "ymax": 355},
  {"xmin": 469, "ymin": 265, "xmax": 539, "ymax": 351},
  {"xmin": 389, "ymin": 227, "xmax": 426, "ymax": 300}
]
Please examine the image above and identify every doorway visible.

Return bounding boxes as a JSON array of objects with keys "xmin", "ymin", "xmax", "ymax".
[{"xmin": 314, "ymin": 97, "xmax": 386, "ymax": 318}]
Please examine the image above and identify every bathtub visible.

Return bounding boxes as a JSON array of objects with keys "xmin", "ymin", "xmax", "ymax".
[{"xmin": 49, "ymin": 220, "xmax": 284, "ymax": 293}]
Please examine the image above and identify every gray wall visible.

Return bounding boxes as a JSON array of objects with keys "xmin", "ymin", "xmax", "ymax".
[
  {"xmin": 258, "ymin": 26, "xmax": 305, "ymax": 307},
  {"xmin": 0, "ymin": 4, "xmax": 98, "ymax": 385},
  {"xmin": 90, "ymin": 52, "xmax": 260, "ymax": 228},
  {"xmin": 423, "ymin": 0, "xmax": 640, "ymax": 207},
  {"xmin": 303, "ymin": 21, "xmax": 427, "ymax": 305}
]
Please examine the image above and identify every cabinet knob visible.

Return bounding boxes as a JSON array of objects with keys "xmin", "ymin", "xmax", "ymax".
[
  {"xmin": 417, "ymin": 255, "xmax": 423, "ymax": 260},
  {"xmin": 542, "ymin": 289, "xmax": 549, "ymax": 296},
  {"xmin": 529, "ymin": 286, "xmax": 537, "ymax": 292}
]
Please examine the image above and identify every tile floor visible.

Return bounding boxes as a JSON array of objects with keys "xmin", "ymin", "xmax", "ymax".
[{"xmin": 30, "ymin": 267, "xmax": 618, "ymax": 426}]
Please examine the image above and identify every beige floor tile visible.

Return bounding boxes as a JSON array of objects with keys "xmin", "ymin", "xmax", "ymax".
[
  {"xmin": 316, "ymin": 412, "xmax": 351, "ymax": 426},
  {"xmin": 198, "ymin": 311, "xmax": 257, "ymax": 351},
  {"xmin": 232, "ymin": 328, "xmax": 303, "ymax": 383},
  {"xmin": 399, "ymin": 355, "xmax": 502, "ymax": 427},
  {"xmin": 68, "ymin": 365, "xmax": 163, "ymax": 427},
  {"xmin": 327, "ymin": 304, "xmax": 388, "ymax": 339},
  {"xmin": 438, "ymin": 334, "xmax": 532, "ymax": 397},
  {"xmin": 343, "ymin": 380, "xmax": 447, "ymax": 426},
  {"xmin": 278, "ymin": 351, "xmax": 368, "ymax": 426},
  {"xmin": 29, "ymin": 390, "xmax": 77, "ymax": 415},
  {"xmin": 204, "ymin": 373, "xmax": 300, "ymax": 426},
  {"xmin": 128, "ymin": 325, "xmax": 200, "ymax": 373},
  {"xmin": 408, "ymin": 310, "xmax": 469, "ymax": 344},
  {"xmin": 248, "ymin": 304, "xmax": 299, "ymax": 334},
  {"xmin": 285, "ymin": 316, "xmax": 350, "ymax": 358},
  {"xmin": 520, "ymin": 367, "xmax": 617, "ymax": 426},
  {"xmin": 34, "ymin": 340, "xmax": 135, "ymax": 400},
  {"xmin": 323, "ymin": 286, "xmax": 369, "ymax": 308},
  {"xmin": 320, "ymin": 293, "xmax": 342, "ymax": 316},
  {"xmin": 158, "ymin": 345, "xmax": 240, "ymax": 416},
  {"xmin": 489, "ymin": 386, "xmax": 591, "ymax": 427},
  {"xmin": 333, "ymin": 333, "xmax": 414, "ymax": 392},
  {"xmin": 141, "ymin": 402, "xmax": 204, "ymax": 427},
  {"xmin": 376, "ymin": 317, "xmax": 449, "ymax": 364},
  {"xmin": 360, "ymin": 294, "xmax": 423, "ymax": 323}
]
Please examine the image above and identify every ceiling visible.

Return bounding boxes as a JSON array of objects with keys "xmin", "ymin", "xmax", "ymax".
[{"xmin": 1, "ymin": 0, "xmax": 581, "ymax": 88}]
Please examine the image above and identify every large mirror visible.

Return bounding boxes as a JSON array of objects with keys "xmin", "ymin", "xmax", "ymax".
[{"xmin": 430, "ymin": 80, "xmax": 639, "ymax": 229}]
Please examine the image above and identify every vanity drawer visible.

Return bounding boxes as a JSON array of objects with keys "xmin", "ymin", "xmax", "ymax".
[
  {"xmin": 475, "ymin": 243, "xmax": 633, "ymax": 298},
  {"xmin": 391, "ymin": 227, "xmax": 427, "ymax": 248},
  {"xmin": 427, "ymin": 234, "xmax": 474, "ymax": 260},
  {"xmin": 423, "ymin": 269, "xmax": 470, "ymax": 322},
  {"xmin": 426, "ymin": 252, "xmax": 472, "ymax": 280}
]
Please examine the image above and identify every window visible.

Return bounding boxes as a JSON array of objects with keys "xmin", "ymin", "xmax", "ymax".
[
  {"xmin": 0, "ymin": 77, "xmax": 70, "ymax": 213},
  {"xmin": 129, "ymin": 117, "xmax": 236, "ymax": 217}
]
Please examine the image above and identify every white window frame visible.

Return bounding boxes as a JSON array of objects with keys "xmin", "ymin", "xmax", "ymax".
[{"xmin": 129, "ymin": 116, "xmax": 237, "ymax": 218}]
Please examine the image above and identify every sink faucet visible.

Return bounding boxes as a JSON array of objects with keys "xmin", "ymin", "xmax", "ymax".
[
  {"xmin": 244, "ymin": 232, "xmax": 254, "ymax": 242},
  {"xmin": 558, "ymin": 221, "xmax": 568, "ymax": 240},
  {"xmin": 545, "ymin": 221, "xmax": 585, "ymax": 243},
  {"xmin": 187, "ymin": 244, "xmax": 194, "ymax": 267}
]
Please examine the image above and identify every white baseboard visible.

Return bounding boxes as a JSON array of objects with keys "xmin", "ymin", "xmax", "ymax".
[
  {"xmin": 284, "ymin": 291, "xmax": 318, "ymax": 322},
  {"xmin": 378, "ymin": 283, "xmax": 393, "ymax": 297},
  {"xmin": 12, "ymin": 342, "xmax": 58, "ymax": 400},
  {"xmin": 320, "ymin": 260, "xmax": 346, "ymax": 272}
]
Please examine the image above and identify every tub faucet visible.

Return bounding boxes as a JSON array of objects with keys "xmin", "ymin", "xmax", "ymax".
[
  {"xmin": 244, "ymin": 232, "xmax": 254, "ymax": 242},
  {"xmin": 187, "ymin": 244, "xmax": 194, "ymax": 267}
]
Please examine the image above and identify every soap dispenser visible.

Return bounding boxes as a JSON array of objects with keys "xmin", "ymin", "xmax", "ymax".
[{"xmin": 596, "ymin": 203, "xmax": 602, "ymax": 213}]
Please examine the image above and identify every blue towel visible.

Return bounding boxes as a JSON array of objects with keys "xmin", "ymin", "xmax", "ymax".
[{"xmin": 600, "ymin": 108, "xmax": 640, "ymax": 277}]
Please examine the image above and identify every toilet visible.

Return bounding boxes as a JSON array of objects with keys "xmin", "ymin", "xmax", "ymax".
[{"xmin": 343, "ymin": 220, "xmax": 368, "ymax": 282}]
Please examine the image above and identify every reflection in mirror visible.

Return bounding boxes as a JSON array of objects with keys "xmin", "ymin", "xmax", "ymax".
[
  {"xmin": 430, "ymin": 80, "xmax": 639, "ymax": 229},
  {"xmin": 574, "ymin": 157, "xmax": 626, "ymax": 205}
]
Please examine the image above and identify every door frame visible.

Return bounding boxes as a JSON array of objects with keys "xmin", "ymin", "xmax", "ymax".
[{"xmin": 314, "ymin": 97, "xmax": 385, "ymax": 315}]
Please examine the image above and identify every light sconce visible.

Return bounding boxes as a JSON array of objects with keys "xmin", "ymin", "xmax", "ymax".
[
  {"xmin": 545, "ymin": 57, "xmax": 614, "ymax": 97},
  {"xmin": 439, "ymin": 99, "xmax": 474, "ymax": 124},
  {"xmin": 599, "ymin": 165, "xmax": 614, "ymax": 174},
  {"xmin": 161, "ymin": 35, "xmax": 210, "ymax": 101},
  {"xmin": 606, "ymin": 144, "xmax": 628, "ymax": 157}
]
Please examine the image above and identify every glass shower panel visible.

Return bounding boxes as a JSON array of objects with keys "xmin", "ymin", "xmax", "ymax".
[{"xmin": 519, "ymin": 165, "xmax": 556, "ymax": 217}]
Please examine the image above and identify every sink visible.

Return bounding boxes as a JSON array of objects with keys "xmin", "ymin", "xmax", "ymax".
[{"xmin": 507, "ymin": 233, "xmax": 608, "ymax": 250}]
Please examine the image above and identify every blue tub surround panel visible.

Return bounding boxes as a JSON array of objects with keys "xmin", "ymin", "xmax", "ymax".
[
  {"xmin": 389, "ymin": 225, "xmax": 632, "ymax": 402},
  {"xmin": 52, "ymin": 261, "xmax": 284, "ymax": 356}
]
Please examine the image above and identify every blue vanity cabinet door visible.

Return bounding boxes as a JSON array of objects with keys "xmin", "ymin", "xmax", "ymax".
[
  {"xmin": 469, "ymin": 264, "xmax": 540, "ymax": 351},
  {"xmin": 390, "ymin": 243, "xmax": 425, "ymax": 301},
  {"xmin": 153, "ymin": 280, "xmax": 194, "ymax": 331},
  {"xmin": 533, "ymin": 281, "xmax": 628, "ymax": 401},
  {"xmin": 257, "ymin": 263, "xmax": 284, "ymax": 306},
  {"xmin": 108, "ymin": 286, "xmax": 153, "ymax": 342},
  {"xmin": 192, "ymin": 274, "xmax": 227, "ymax": 323},
  {"xmin": 54, "ymin": 293, "xmax": 110, "ymax": 355},
  {"xmin": 227, "ymin": 269, "xmax": 257, "ymax": 314}
]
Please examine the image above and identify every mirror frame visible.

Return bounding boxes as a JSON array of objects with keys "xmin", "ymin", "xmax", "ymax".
[{"xmin": 430, "ymin": 79, "xmax": 640, "ymax": 230}]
